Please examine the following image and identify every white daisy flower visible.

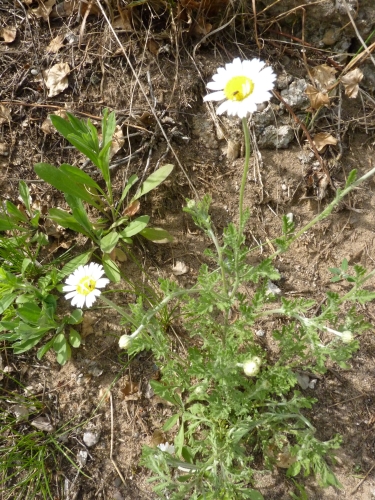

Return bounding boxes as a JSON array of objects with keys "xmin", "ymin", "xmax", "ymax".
[
  {"xmin": 203, "ymin": 57, "xmax": 276, "ymax": 118},
  {"xmin": 157, "ymin": 442, "xmax": 175, "ymax": 455},
  {"xmin": 63, "ymin": 263, "xmax": 110, "ymax": 308}
]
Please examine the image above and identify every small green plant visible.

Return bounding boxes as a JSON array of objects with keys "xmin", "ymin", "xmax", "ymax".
[
  {"xmin": 0, "ymin": 378, "xmax": 67, "ymax": 499},
  {"xmin": 0, "ymin": 252, "xmax": 93, "ymax": 364},
  {"xmin": 34, "ymin": 109, "xmax": 174, "ymax": 281}
]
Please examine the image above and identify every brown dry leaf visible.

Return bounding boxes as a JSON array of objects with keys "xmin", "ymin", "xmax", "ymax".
[
  {"xmin": 150, "ymin": 429, "xmax": 166, "ymax": 447},
  {"xmin": 0, "ymin": 143, "xmax": 9, "ymax": 156},
  {"xmin": 310, "ymin": 64, "xmax": 337, "ymax": 90},
  {"xmin": 114, "ymin": 248, "xmax": 127, "ymax": 262},
  {"xmin": 341, "ymin": 68, "xmax": 363, "ymax": 98},
  {"xmin": 313, "ymin": 132, "xmax": 338, "ymax": 151},
  {"xmin": 30, "ymin": 0, "xmax": 56, "ymax": 21},
  {"xmin": 123, "ymin": 199, "xmax": 140, "ymax": 216},
  {"xmin": 110, "ymin": 126, "xmax": 124, "ymax": 157},
  {"xmin": 50, "ymin": 0, "xmax": 77, "ymax": 18},
  {"xmin": 305, "ymin": 85, "xmax": 330, "ymax": 110},
  {"xmin": 191, "ymin": 16, "xmax": 212, "ymax": 36},
  {"xmin": 0, "ymin": 104, "xmax": 11, "ymax": 125},
  {"xmin": 113, "ymin": 7, "xmax": 133, "ymax": 30},
  {"xmin": 46, "ymin": 34, "xmax": 64, "ymax": 53},
  {"xmin": 172, "ymin": 261, "xmax": 189, "ymax": 276},
  {"xmin": 1, "ymin": 26, "xmax": 17, "ymax": 43},
  {"xmin": 41, "ymin": 109, "xmax": 68, "ymax": 134},
  {"xmin": 147, "ymin": 39, "xmax": 160, "ymax": 56},
  {"xmin": 43, "ymin": 62, "xmax": 70, "ymax": 97}
]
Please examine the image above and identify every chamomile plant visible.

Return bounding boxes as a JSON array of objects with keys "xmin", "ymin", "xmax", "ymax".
[
  {"xmin": 111, "ymin": 58, "xmax": 375, "ymax": 499},
  {"xmin": 34, "ymin": 109, "xmax": 174, "ymax": 282}
]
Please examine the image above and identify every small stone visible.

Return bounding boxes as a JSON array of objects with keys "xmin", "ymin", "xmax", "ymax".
[
  {"xmin": 77, "ymin": 450, "xmax": 88, "ymax": 467},
  {"xmin": 296, "ymin": 373, "xmax": 310, "ymax": 390},
  {"xmin": 258, "ymin": 125, "xmax": 294, "ymax": 149},
  {"xmin": 281, "ymin": 183, "xmax": 287, "ymax": 191},
  {"xmin": 226, "ymin": 140, "xmax": 240, "ymax": 161},
  {"xmin": 83, "ymin": 431, "xmax": 100, "ymax": 447},
  {"xmin": 255, "ymin": 329, "xmax": 265, "ymax": 337},
  {"xmin": 12, "ymin": 404, "xmax": 29, "ymax": 421},
  {"xmin": 31, "ymin": 416, "xmax": 54, "ymax": 432},
  {"xmin": 30, "ymin": 68, "xmax": 39, "ymax": 75},
  {"xmin": 266, "ymin": 281, "xmax": 281, "ymax": 296}
]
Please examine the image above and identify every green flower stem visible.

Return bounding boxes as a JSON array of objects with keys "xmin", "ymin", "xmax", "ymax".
[
  {"xmin": 207, "ymin": 228, "xmax": 228, "ymax": 296},
  {"xmin": 129, "ymin": 288, "xmax": 201, "ymax": 339},
  {"xmin": 239, "ymin": 117, "xmax": 251, "ymax": 231},
  {"xmin": 100, "ymin": 294, "xmax": 138, "ymax": 327},
  {"xmin": 230, "ymin": 117, "xmax": 251, "ymax": 298}
]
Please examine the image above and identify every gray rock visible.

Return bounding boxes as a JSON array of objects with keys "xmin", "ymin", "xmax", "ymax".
[
  {"xmin": 258, "ymin": 125, "xmax": 294, "ymax": 149},
  {"xmin": 280, "ymin": 79, "xmax": 308, "ymax": 110},
  {"xmin": 83, "ymin": 431, "xmax": 100, "ymax": 447}
]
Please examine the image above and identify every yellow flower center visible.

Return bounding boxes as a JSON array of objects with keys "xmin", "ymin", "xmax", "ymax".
[
  {"xmin": 224, "ymin": 76, "xmax": 254, "ymax": 101},
  {"xmin": 76, "ymin": 276, "xmax": 96, "ymax": 296}
]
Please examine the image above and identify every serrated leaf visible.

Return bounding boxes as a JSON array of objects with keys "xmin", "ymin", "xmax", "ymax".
[
  {"xmin": 140, "ymin": 227, "xmax": 174, "ymax": 243},
  {"xmin": 100, "ymin": 231, "xmax": 119, "ymax": 253},
  {"xmin": 102, "ymin": 254, "xmax": 121, "ymax": 282},
  {"xmin": 120, "ymin": 216, "xmax": 150, "ymax": 238},
  {"xmin": 58, "ymin": 251, "xmax": 93, "ymax": 279},
  {"xmin": 69, "ymin": 328, "xmax": 81, "ymax": 348},
  {"xmin": 48, "ymin": 208, "xmax": 91, "ymax": 237},
  {"xmin": 174, "ymin": 422, "xmax": 184, "ymax": 456},
  {"xmin": 163, "ymin": 414, "xmax": 180, "ymax": 432},
  {"xmin": 35, "ymin": 163, "xmax": 100, "ymax": 207},
  {"xmin": 59, "ymin": 164, "xmax": 102, "ymax": 191},
  {"xmin": 133, "ymin": 164, "xmax": 173, "ymax": 200}
]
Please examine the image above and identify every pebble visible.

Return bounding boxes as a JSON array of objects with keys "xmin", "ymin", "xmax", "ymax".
[
  {"xmin": 83, "ymin": 431, "xmax": 100, "ymax": 447},
  {"xmin": 255, "ymin": 329, "xmax": 265, "ymax": 337}
]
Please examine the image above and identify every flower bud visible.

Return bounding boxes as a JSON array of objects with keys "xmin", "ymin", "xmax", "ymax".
[
  {"xmin": 119, "ymin": 334, "xmax": 132, "ymax": 349},
  {"xmin": 341, "ymin": 331, "xmax": 353, "ymax": 343},
  {"xmin": 243, "ymin": 357, "xmax": 262, "ymax": 377}
]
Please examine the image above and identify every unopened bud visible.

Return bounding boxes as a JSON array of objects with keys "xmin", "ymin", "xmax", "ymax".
[
  {"xmin": 243, "ymin": 357, "xmax": 262, "ymax": 377},
  {"xmin": 341, "ymin": 331, "xmax": 353, "ymax": 343},
  {"xmin": 119, "ymin": 334, "xmax": 132, "ymax": 349}
]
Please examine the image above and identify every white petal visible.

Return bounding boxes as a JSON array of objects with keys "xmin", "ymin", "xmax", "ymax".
[
  {"xmin": 72, "ymin": 294, "xmax": 85, "ymax": 308},
  {"xmin": 206, "ymin": 80, "xmax": 225, "ymax": 91},
  {"xmin": 203, "ymin": 90, "xmax": 225, "ymax": 102},
  {"xmin": 64, "ymin": 291, "xmax": 78, "ymax": 300},
  {"xmin": 62, "ymin": 284, "xmax": 77, "ymax": 292},
  {"xmin": 96, "ymin": 278, "xmax": 110, "ymax": 288},
  {"xmin": 216, "ymin": 100, "xmax": 232, "ymax": 115}
]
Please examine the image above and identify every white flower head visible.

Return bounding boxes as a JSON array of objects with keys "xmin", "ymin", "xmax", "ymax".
[
  {"xmin": 62, "ymin": 263, "xmax": 109, "ymax": 308},
  {"xmin": 243, "ymin": 356, "xmax": 262, "ymax": 377},
  {"xmin": 203, "ymin": 57, "xmax": 276, "ymax": 118},
  {"xmin": 157, "ymin": 442, "xmax": 175, "ymax": 455},
  {"xmin": 118, "ymin": 334, "xmax": 132, "ymax": 350}
]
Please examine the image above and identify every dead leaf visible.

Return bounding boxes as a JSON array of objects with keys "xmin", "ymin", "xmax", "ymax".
[
  {"xmin": 50, "ymin": 0, "xmax": 77, "ymax": 18},
  {"xmin": 113, "ymin": 7, "xmax": 133, "ymax": 30},
  {"xmin": 123, "ymin": 199, "xmax": 140, "ymax": 216},
  {"xmin": 150, "ymin": 429, "xmax": 166, "ymax": 447},
  {"xmin": 114, "ymin": 248, "xmax": 127, "ymax": 262},
  {"xmin": 43, "ymin": 62, "xmax": 70, "ymax": 97},
  {"xmin": 110, "ymin": 125, "xmax": 124, "ymax": 157},
  {"xmin": 1, "ymin": 26, "xmax": 16, "ymax": 43},
  {"xmin": 313, "ymin": 132, "xmax": 338, "ymax": 151},
  {"xmin": 172, "ymin": 261, "xmax": 189, "ymax": 276},
  {"xmin": 341, "ymin": 68, "xmax": 363, "ymax": 98},
  {"xmin": 81, "ymin": 313, "xmax": 95, "ymax": 338},
  {"xmin": 0, "ymin": 143, "xmax": 9, "ymax": 156},
  {"xmin": 46, "ymin": 34, "xmax": 64, "ymax": 53},
  {"xmin": 0, "ymin": 104, "xmax": 11, "ymax": 125},
  {"xmin": 310, "ymin": 64, "xmax": 337, "ymax": 90},
  {"xmin": 147, "ymin": 39, "xmax": 160, "ymax": 56},
  {"xmin": 41, "ymin": 109, "xmax": 68, "ymax": 134},
  {"xmin": 190, "ymin": 16, "xmax": 212, "ymax": 37},
  {"xmin": 305, "ymin": 85, "xmax": 330, "ymax": 110},
  {"xmin": 30, "ymin": 0, "xmax": 56, "ymax": 21}
]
